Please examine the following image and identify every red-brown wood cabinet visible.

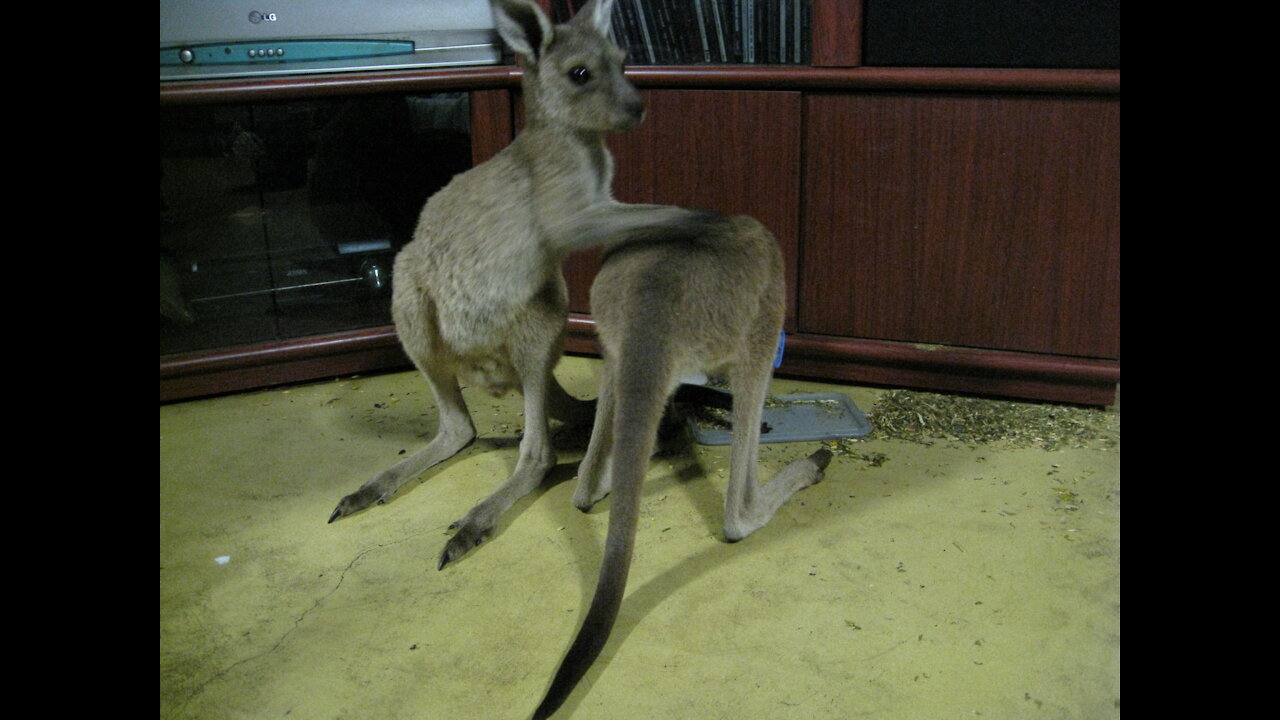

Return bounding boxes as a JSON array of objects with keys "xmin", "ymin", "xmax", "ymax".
[{"xmin": 160, "ymin": 0, "xmax": 1120, "ymax": 406}]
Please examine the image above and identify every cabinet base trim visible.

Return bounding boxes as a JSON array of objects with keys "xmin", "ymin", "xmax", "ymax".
[
  {"xmin": 567, "ymin": 315, "xmax": 1118, "ymax": 406},
  {"xmin": 162, "ymin": 319, "xmax": 1119, "ymax": 407}
]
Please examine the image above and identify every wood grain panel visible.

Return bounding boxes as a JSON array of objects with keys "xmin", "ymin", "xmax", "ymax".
[
  {"xmin": 564, "ymin": 89, "xmax": 803, "ymax": 329},
  {"xmin": 811, "ymin": 0, "xmax": 864, "ymax": 67},
  {"xmin": 800, "ymin": 93, "xmax": 1119, "ymax": 359},
  {"xmin": 469, "ymin": 89, "xmax": 514, "ymax": 165}
]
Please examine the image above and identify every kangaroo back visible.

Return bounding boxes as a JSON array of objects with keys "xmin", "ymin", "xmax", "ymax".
[{"xmin": 533, "ymin": 214, "xmax": 830, "ymax": 719}]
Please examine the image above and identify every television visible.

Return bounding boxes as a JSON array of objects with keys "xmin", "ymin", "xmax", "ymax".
[{"xmin": 160, "ymin": 0, "xmax": 501, "ymax": 81}]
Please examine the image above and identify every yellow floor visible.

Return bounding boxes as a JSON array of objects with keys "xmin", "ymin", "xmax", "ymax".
[{"xmin": 159, "ymin": 355, "xmax": 1119, "ymax": 720}]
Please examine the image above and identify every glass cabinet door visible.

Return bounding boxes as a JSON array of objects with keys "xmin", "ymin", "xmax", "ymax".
[{"xmin": 160, "ymin": 92, "xmax": 473, "ymax": 356}]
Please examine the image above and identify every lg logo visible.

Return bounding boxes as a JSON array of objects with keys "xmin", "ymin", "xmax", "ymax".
[{"xmin": 248, "ymin": 11, "xmax": 278, "ymax": 23}]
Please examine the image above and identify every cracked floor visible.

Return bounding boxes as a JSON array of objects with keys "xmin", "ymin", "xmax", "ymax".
[{"xmin": 159, "ymin": 355, "xmax": 1120, "ymax": 719}]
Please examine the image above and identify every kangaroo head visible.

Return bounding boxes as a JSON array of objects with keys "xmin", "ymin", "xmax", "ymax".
[{"xmin": 492, "ymin": 0, "xmax": 645, "ymax": 132}]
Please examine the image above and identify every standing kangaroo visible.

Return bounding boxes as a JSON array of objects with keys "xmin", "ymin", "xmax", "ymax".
[
  {"xmin": 532, "ymin": 210, "xmax": 833, "ymax": 718},
  {"xmin": 328, "ymin": 0, "xmax": 686, "ymax": 569}
]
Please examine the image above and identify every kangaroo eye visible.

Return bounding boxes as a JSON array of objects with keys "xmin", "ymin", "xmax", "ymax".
[{"xmin": 568, "ymin": 66, "xmax": 591, "ymax": 85}]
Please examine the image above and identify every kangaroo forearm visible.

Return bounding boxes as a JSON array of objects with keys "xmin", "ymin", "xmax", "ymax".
[{"xmin": 545, "ymin": 202, "xmax": 720, "ymax": 253}]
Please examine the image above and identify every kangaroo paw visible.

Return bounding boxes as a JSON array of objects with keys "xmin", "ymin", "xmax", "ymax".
[
  {"xmin": 791, "ymin": 448, "xmax": 833, "ymax": 493},
  {"xmin": 437, "ymin": 519, "xmax": 492, "ymax": 570},
  {"xmin": 327, "ymin": 486, "xmax": 387, "ymax": 523},
  {"xmin": 572, "ymin": 486, "xmax": 610, "ymax": 512}
]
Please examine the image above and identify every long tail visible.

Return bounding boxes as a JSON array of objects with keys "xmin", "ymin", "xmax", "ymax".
[{"xmin": 532, "ymin": 344, "xmax": 671, "ymax": 719}]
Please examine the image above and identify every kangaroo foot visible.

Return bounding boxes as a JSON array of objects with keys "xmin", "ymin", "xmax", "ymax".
[
  {"xmin": 438, "ymin": 516, "xmax": 494, "ymax": 570},
  {"xmin": 723, "ymin": 448, "xmax": 834, "ymax": 542},
  {"xmin": 327, "ymin": 486, "xmax": 388, "ymax": 523}
]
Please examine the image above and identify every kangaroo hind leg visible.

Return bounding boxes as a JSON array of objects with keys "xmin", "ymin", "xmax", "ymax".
[
  {"xmin": 721, "ymin": 347, "xmax": 831, "ymax": 542},
  {"xmin": 571, "ymin": 358, "xmax": 618, "ymax": 511},
  {"xmin": 328, "ymin": 356, "xmax": 477, "ymax": 523},
  {"xmin": 437, "ymin": 339, "xmax": 563, "ymax": 569}
]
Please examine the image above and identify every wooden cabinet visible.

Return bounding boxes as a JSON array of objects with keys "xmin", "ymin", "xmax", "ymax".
[
  {"xmin": 788, "ymin": 90, "xmax": 1119, "ymax": 405},
  {"xmin": 799, "ymin": 93, "xmax": 1120, "ymax": 358},
  {"xmin": 160, "ymin": 1, "xmax": 1119, "ymax": 406}
]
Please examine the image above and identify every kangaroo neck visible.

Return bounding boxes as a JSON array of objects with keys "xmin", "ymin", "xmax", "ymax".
[
  {"xmin": 517, "ymin": 122, "xmax": 616, "ymax": 214},
  {"xmin": 519, "ymin": 121, "xmax": 611, "ymax": 176}
]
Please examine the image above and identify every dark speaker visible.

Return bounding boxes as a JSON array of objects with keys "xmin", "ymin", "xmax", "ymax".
[{"xmin": 863, "ymin": 0, "xmax": 1120, "ymax": 69}]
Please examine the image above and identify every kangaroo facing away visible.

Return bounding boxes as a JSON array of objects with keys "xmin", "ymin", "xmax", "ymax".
[
  {"xmin": 328, "ymin": 0, "xmax": 687, "ymax": 569},
  {"xmin": 532, "ymin": 210, "xmax": 834, "ymax": 718}
]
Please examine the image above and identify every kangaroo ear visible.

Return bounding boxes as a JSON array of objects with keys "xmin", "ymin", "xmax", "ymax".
[
  {"xmin": 573, "ymin": 0, "xmax": 617, "ymax": 36},
  {"xmin": 492, "ymin": 0, "xmax": 554, "ymax": 61}
]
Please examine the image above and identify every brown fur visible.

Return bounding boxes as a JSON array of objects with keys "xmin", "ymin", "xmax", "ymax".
[
  {"xmin": 533, "ymin": 212, "xmax": 833, "ymax": 718},
  {"xmin": 329, "ymin": 0, "xmax": 657, "ymax": 571}
]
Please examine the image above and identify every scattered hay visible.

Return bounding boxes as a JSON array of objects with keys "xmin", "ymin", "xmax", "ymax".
[
  {"xmin": 687, "ymin": 405, "xmax": 732, "ymax": 431},
  {"xmin": 819, "ymin": 443, "xmax": 889, "ymax": 466},
  {"xmin": 688, "ymin": 386, "xmax": 1118, "ymax": 461},
  {"xmin": 866, "ymin": 389, "xmax": 1119, "ymax": 450}
]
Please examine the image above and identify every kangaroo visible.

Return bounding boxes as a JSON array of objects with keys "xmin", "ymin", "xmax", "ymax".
[
  {"xmin": 531, "ymin": 210, "xmax": 834, "ymax": 718},
  {"xmin": 328, "ymin": 0, "xmax": 686, "ymax": 569}
]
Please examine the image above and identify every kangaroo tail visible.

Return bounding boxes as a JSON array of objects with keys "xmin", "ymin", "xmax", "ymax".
[{"xmin": 532, "ymin": 342, "xmax": 671, "ymax": 719}]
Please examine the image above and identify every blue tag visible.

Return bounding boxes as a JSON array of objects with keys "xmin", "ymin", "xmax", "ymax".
[{"xmin": 774, "ymin": 330, "xmax": 786, "ymax": 368}]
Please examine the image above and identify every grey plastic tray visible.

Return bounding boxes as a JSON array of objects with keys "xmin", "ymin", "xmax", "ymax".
[{"xmin": 686, "ymin": 392, "xmax": 872, "ymax": 446}]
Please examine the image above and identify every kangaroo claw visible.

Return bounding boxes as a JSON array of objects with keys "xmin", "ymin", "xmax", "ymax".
[
  {"xmin": 437, "ymin": 522, "xmax": 491, "ymax": 570},
  {"xmin": 327, "ymin": 486, "xmax": 385, "ymax": 523}
]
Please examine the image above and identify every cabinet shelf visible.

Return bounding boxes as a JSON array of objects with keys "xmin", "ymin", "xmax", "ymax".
[
  {"xmin": 553, "ymin": 0, "xmax": 813, "ymax": 66},
  {"xmin": 161, "ymin": 64, "xmax": 1118, "ymax": 107}
]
